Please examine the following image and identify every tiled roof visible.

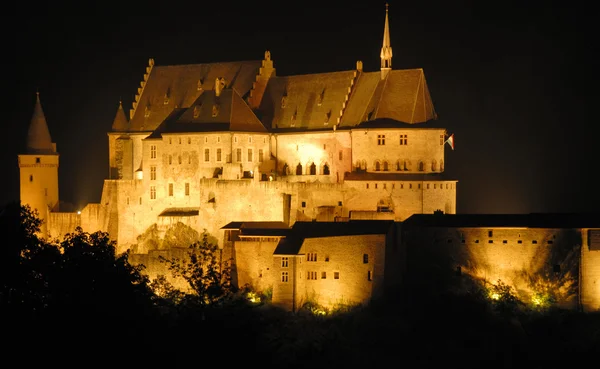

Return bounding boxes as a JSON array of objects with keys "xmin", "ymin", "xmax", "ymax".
[
  {"xmin": 260, "ymin": 71, "xmax": 357, "ymax": 130},
  {"xmin": 128, "ymin": 61, "xmax": 262, "ymax": 131},
  {"xmin": 26, "ymin": 93, "xmax": 55, "ymax": 154},
  {"xmin": 402, "ymin": 213, "xmax": 600, "ymax": 229}
]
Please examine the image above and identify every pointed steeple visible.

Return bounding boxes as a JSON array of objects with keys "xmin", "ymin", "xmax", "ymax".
[
  {"xmin": 26, "ymin": 92, "xmax": 55, "ymax": 154},
  {"xmin": 380, "ymin": 3, "xmax": 393, "ymax": 79},
  {"xmin": 111, "ymin": 100, "xmax": 129, "ymax": 131}
]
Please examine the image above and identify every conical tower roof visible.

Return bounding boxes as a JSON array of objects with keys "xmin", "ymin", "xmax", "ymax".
[
  {"xmin": 111, "ymin": 100, "xmax": 129, "ymax": 131},
  {"xmin": 26, "ymin": 92, "xmax": 55, "ymax": 154}
]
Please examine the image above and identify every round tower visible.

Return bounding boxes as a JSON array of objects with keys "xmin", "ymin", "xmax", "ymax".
[{"xmin": 18, "ymin": 92, "xmax": 59, "ymax": 239}]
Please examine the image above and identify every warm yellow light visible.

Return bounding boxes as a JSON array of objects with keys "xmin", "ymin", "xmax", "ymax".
[
  {"xmin": 77, "ymin": 211, "xmax": 81, "ymax": 215},
  {"xmin": 290, "ymin": 143, "xmax": 326, "ymax": 164},
  {"xmin": 247, "ymin": 292, "xmax": 261, "ymax": 304},
  {"xmin": 489, "ymin": 292, "xmax": 500, "ymax": 300},
  {"xmin": 532, "ymin": 296, "xmax": 543, "ymax": 306}
]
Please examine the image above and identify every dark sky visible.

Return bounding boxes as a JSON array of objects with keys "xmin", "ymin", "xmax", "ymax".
[{"xmin": 2, "ymin": 1, "xmax": 597, "ymax": 214}]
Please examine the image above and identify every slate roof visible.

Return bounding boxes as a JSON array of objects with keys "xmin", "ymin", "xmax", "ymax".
[
  {"xmin": 26, "ymin": 93, "xmax": 55, "ymax": 154},
  {"xmin": 128, "ymin": 61, "xmax": 262, "ymax": 132},
  {"xmin": 402, "ymin": 213, "xmax": 600, "ymax": 229},
  {"xmin": 111, "ymin": 101, "xmax": 129, "ymax": 131},
  {"xmin": 221, "ymin": 221, "xmax": 290, "ymax": 236}
]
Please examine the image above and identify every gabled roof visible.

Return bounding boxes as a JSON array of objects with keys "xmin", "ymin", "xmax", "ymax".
[
  {"xmin": 146, "ymin": 88, "xmax": 266, "ymax": 138},
  {"xmin": 259, "ymin": 71, "xmax": 357, "ymax": 130},
  {"xmin": 402, "ymin": 213, "xmax": 600, "ymax": 229},
  {"xmin": 128, "ymin": 60, "xmax": 262, "ymax": 131},
  {"xmin": 221, "ymin": 221, "xmax": 290, "ymax": 237},
  {"xmin": 25, "ymin": 93, "xmax": 55, "ymax": 154}
]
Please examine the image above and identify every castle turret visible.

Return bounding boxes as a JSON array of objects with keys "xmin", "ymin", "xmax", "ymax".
[
  {"xmin": 380, "ymin": 3, "xmax": 393, "ymax": 79},
  {"xmin": 111, "ymin": 100, "xmax": 129, "ymax": 131},
  {"xmin": 18, "ymin": 92, "xmax": 59, "ymax": 238}
]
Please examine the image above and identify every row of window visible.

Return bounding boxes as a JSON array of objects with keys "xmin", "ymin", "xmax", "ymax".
[
  {"xmin": 149, "ymin": 183, "xmax": 190, "ymax": 199},
  {"xmin": 439, "ymin": 239, "xmax": 555, "ymax": 245},
  {"xmin": 165, "ymin": 136, "xmax": 268, "ymax": 145},
  {"xmin": 356, "ymin": 159, "xmax": 444, "ymax": 172},
  {"xmin": 365, "ymin": 182, "xmax": 454, "ymax": 190},
  {"xmin": 300, "ymin": 254, "xmax": 369, "ymax": 264},
  {"xmin": 376, "ymin": 134, "xmax": 410, "ymax": 146},
  {"xmin": 149, "ymin": 145, "xmax": 266, "ymax": 162},
  {"xmin": 280, "ymin": 271, "xmax": 373, "ymax": 282}
]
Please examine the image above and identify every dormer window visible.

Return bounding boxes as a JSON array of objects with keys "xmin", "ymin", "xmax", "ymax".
[
  {"xmin": 197, "ymin": 79, "xmax": 203, "ymax": 91},
  {"xmin": 318, "ymin": 89, "xmax": 325, "ymax": 106},
  {"xmin": 144, "ymin": 105, "xmax": 150, "ymax": 118},
  {"xmin": 324, "ymin": 111, "xmax": 330, "ymax": 125},
  {"xmin": 163, "ymin": 94, "xmax": 169, "ymax": 105},
  {"xmin": 281, "ymin": 96, "xmax": 287, "ymax": 108},
  {"xmin": 291, "ymin": 108, "xmax": 297, "ymax": 127},
  {"xmin": 193, "ymin": 105, "xmax": 201, "ymax": 118},
  {"xmin": 212, "ymin": 104, "xmax": 220, "ymax": 117}
]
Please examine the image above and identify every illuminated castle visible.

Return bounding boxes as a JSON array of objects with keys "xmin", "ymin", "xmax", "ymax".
[{"xmin": 19, "ymin": 6, "xmax": 600, "ymax": 312}]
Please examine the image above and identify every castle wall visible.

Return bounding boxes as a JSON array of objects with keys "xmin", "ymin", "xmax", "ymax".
[
  {"xmin": 581, "ymin": 228, "xmax": 600, "ymax": 312},
  {"xmin": 351, "ymin": 128, "xmax": 446, "ymax": 172},
  {"xmin": 274, "ymin": 131, "xmax": 352, "ymax": 182},
  {"xmin": 231, "ymin": 238, "xmax": 280, "ymax": 293},
  {"xmin": 272, "ymin": 234, "xmax": 386, "ymax": 310},
  {"xmin": 404, "ymin": 226, "xmax": 581, "ymax": 309},
  {"xmin": 47, "ymin": 212, "xmax": 81, "ymax": 240}
]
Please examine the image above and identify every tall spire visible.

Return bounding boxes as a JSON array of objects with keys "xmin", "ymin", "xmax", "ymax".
[
  {"xmin": 111, "ymin": 100, "xmax": 129, "ymax": 131},
  {"xmin": 380, "ymin": 3, "xmax": 393, "ymax": 79},
  {"xmin": 26, "ymin": 91, "xmax": 55, "ymax": 154}
]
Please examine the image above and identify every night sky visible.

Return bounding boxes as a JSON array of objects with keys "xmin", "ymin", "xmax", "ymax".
[{"xmin": 2, "ymin": 1, "xmax": 597, "ymax": 214}]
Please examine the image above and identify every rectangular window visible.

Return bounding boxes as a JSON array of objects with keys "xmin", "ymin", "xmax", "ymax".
[
  {"xmin": 259, "ymin": 149, "xmax": 263, "ymax": 163},
  {"xmin": 334, "ymin": 272, "xmax": 339, "ymax": 280},
  {"xmin": 248, "ymin": 136, "xmax": 252, "ymax": 143},
  {"xmin": 248, "ymin": 148, "xmax": 253, "ymax": 162},
  {"xmin": 168, "ymin": 183, "xmax": 173, "ymax": 197},
  {"xmin": 488, "ymin": 230, "xmax": 493, "ymax": 237},
  {"xmin": 377, "ymin": 134, "xmax": 385, "ymax": 145},
  {"xmin": 307, "ymin": 271, "xmax": 317, "ymax": 280},
  {"xmin": 281, "ymin": 271, "xmax": 289, "ymax": 282},
  {"xmin": 150, "ymin": 166, "xmax": 156, "ymax": 180},
  {"xmin": 236, "ymin": 148, "xmax": 242, "ymax": 162},
  {"xmin": 339, "ymin": 150, "xmax": 343, "ymax": 160},
  {"xmin": 363, "ymin": 254, "xmax": 369, "ymax": 264},
  {"xmin": 44, "ymin": 188, "xmax": 48, "ymax": 196},
  {"xmin": 400, "ymin": 134, "xmax": 407, "ymax": 145},
  {"xmin": 150, "ymin": 145, "xmax": 157, "ymax": 159},
  {"xmin": 36, "ymin": 157, "xmax": 41, "ymax": 163},
  {"xmin": 367, "ymin": 271, "xmax": 372, "ymax": 281},
  {"xmin": 307, "ymin": 252, "xmax": 317, "ymax": 262},
  {"xmin": 168, "ymin": 155, "xmax": 172, "ymax": 165},
  {"xmin": 150, "ymin": 186, "xmax": 156, "ymax": 199},
  {"xmin": 204, "ymin": 148, "xmax": 210, "ymax": 162},
  {"xmin": 217, "ymin": 148, "xmax": 222, "ymax": 162},
  {"xmin": 440, "ymin": 134, "xmax": 445, "ymax": 145},
  {"xmin": 281, "ymin": 257, "xmax": 289, "ymax": 268},
  {"xmin": 321, "ymin": 271, "xmax": 327, "ymax": 279},
  {"xmin": 185, "ymin": 183, "xmax": 189, "ymax": 196},
  {"xmin": 301, "ymin": 201, "xmax": 306, "ymax": 208}
]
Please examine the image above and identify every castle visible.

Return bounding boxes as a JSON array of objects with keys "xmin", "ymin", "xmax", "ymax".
[{"xmin": 17, "ymin": 5, "xmax": 600, "ymax": 311}]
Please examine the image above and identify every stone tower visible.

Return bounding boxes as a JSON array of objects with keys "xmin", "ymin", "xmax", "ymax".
[
  {"xmin": 18, "ymin": 92, "xmax": 59, "ymax": 238},
  {"xmin": 380, "ymin": 3, "xmax": 393, "ymax": 80}
]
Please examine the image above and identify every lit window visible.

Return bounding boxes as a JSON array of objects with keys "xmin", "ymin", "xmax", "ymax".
[
  {"xmin": 150, "ymin": 166, "xmax": 156, "ymax": 180},
  {"xmin": 281, "ymin": 271, "xmax": 289, "ymax": 282},
  {"xmin": 377, "ymin": 134, "xmax": 385, "ymax": 145},
  {"xmin": 281, "ymin": 257, "xmax": 289, "ymax": 268},
  {"xmin": 150, "ymin": 186, "xmax": 156, "ymax": 199},
  {"xmin": 150, "ymin": 145, "xmax": 157, "ymax": 159}
]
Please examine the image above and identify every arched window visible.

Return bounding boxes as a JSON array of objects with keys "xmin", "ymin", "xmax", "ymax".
[
  {"xmin": 322, "ymin": 163, "xmax": 330, "ymax": 175},
  {"xmin": 375, "ymin": 161, "xmax": 381, "ymax": 171},
  {"xmin": 296, "ymin": 163, "xmax": 303, "ymax": 175},
  {"xmin": 383, "ymin": 161, "xmax": 389, "ymax": 171},
  {"xmin": 440, "ymin": 159, "xmax": 444, "ymax": 172},
  {"xmin": 404, "ymin": 160, "xmax": 410, "ymax": 171},
  {"xmin": 432, "ymin": 159, "xmax": 437, "ymax": 171},
  {"xmin": 282, "ymin": 163, "xmax": 289, "ymax": 175},
  {"xmin": 418, "ymin": 161, "xmax": 424, "ymax": 171},
  {"xmin": 309, "ymin": 162, "xmax": 316, "ymax": 175},
  {"xmin": 362, "ymin": 160, "xmax": 367, "ymax": 171},
  {"xmin": 396, "ymin": 160, "xmax": 401, "ymax": 171}
]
